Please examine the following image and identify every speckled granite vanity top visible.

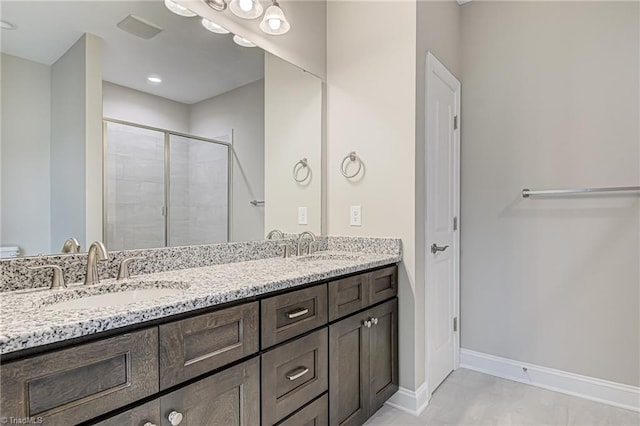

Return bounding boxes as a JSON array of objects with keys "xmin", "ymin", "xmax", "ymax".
[{"xmin": 0, "ymin": 250, "xmax": 400, "ymax": 355}]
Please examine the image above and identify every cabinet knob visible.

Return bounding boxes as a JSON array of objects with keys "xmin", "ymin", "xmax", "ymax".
[
  {"xmin": 371, "ymin": 317, "xmax": 379, "ymax": 325},
  {"xmin": 143, "ymin": 422, "xmax": 157, "ymax": 426},
  {"xmin": 168, "ymin": 410, "xmax": 184, "ymax": 426},
  {"xmin": 363, "ymin": 320, "xmax": 372, "ymax": 328}
]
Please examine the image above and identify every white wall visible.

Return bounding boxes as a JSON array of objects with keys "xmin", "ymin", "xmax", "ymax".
[
  {"xmin": 460, "ymin": 1, "xmax": 640, "ymax": 386},
  {"xmin": 50, "ymin": 34, "xmax": 103, "ymax": 252},
  {"xmin": 265, "ymin": 53, "xmax": 322, "ymax": 235},
  {"xmin": 326, "ymin": 0, "xmax": 417, "ymax": 389},
  {"xmin": 190, "ymin": 79, "xmax": 265, "ymax": 242},
  {"xmin": 103, "ymin": 81, "xmax": 190, "ymax": 133},
  {"xmin": 181, "ymin": 0, "xmax": 326, "ymax": 79},
  {"xmin": 0, "ymin": 54, "xmax": 52, "ymax": 256}
]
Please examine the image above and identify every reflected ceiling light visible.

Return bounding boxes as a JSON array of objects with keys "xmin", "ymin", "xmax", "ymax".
[
  {"xmin": 259, "ymin": 1, "xmax": 290, "ymax": 35},
  {"xmin": 205, "ymin": 0, "xmax": 228, "ymax": 12},
  {"xmin": 201, "ymin": 18, "xmax": 230, "ymax": 34},
  {"xmin": 229, "ymin": 0, "xmax": 263, "ymax": 20},
  {"xmin": 147, "ymin": 74, "xmax": 163, "ymax": 84},
  {"xmin": 232, "ymin": 35, "xmax": 256, "ymax": 47},
  {"xmin": 164, "ymin": 0, "xmax": 197, "ymax": 17},
  {"xmin": 1, "ymin": 20, "xmax": 17, "ymax": 30}
]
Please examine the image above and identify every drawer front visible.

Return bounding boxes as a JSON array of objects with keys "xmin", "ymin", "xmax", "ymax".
[
  {"xmin": 328, "ymin": 275, "xmax": 368, "ymax": 321},
  {"xmin": 277, "ymin": 394, "xmax": 328, "ymax": 426},
  {"xmin": 0, "ymin": 328, "xmax": 158, "ymax": 425},
  {"xmin": 262, "ymin": 328, "xmax": 328, "ymax": 425},
  {"xmin": 261, "ymin": 284, "xmax": 327, "ymax": 349},
  {"xmin": 368, "ymin": 266, "xmax": 397, "ymax": 305},
  {"xmin": 160, "ymin": 357, "xmax": 260, "ymax": 426},
  {"xmin": 159, "ymin": 302, "xmax": 259, "ymax": 390},
  {"xmin": 95, "ymin": 400, "xmax": 160, "ymax": 426}
]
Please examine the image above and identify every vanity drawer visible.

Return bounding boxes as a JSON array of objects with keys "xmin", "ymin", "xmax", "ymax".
[
  {"xmin": 328, "ymin": 274, "xmax": 369, "ymax": 321},
  {"xmin": 94, "ymin": 400, "xmax": 160, "ymax": 426},
  {"xmin": 159, "ymin": 302, "xmax": 259, "ymax": 390},
  {"xmin": 261, "ymin": 284, "xmax": 327, "ymax": 348},
  {"xmin": 262, "ymin": 328, "xmax": 328, "ymax": 425},
  {"xmin": 277, "ymin": 394, "xmax": 328, "ymax": 426},
  {"xmin": 0, "ymin": 328, "xmax": 158, "ymax": 425},
  {"xmin": 368, "ymin": 266, "xmax": 397, "ymax": 306}
]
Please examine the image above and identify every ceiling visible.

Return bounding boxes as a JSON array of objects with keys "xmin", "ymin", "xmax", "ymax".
[{"xmin": 0, "ymin": 1, "xmax": 264, "ymax": 104}]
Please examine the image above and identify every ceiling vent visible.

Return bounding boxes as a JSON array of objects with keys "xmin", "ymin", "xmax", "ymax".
[{"xmin": 117, "ymin": 15, "xmax": 163, "ymax": 39}]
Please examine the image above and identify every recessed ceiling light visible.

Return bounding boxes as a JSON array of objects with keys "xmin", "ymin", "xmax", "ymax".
[
  {"xmin": 1, "ymin": 20, "xmax": 17, "ymax": 30},
  {"xmin": 232, "ymin": 34, "xmax": 255, "ymax": 48},
  {"xmin": 202, "ymin": 18, "xmax": 230, "ymax": 34},
  {"xmin": 147, "ymin": 74, "xmax": 163, "ymax": 85},
  {"xmin": 164, "ymin": 0, "xmax": 197, "ymax": 17}
]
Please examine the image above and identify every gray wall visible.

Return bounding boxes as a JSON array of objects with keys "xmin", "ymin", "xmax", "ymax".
[
  {"xmin": 0, "ymin": 54, "xmax": 52, "ymax": 256},
  {"xmin": 460, "ymin": 1, "xmax": 640, "ymax": 386}
]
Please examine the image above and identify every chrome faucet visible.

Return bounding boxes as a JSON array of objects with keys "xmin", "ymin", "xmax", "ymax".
[
  {"xmin": 266, "ymin": 229, "xmax": 285, "ymax": 239},
  {"xmin": 60, "ymin": 237, "xmax": 81, "ymax": 254},
  {"xmin": 297, "ymin": 231, "xmax": 317, "ymax": 256},
  {"xmin": 84, "ymin": 241, "xmax": 108, "ymax": 285}
]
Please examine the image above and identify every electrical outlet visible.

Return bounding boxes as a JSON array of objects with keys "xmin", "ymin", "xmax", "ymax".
[
  {"xmin": 298, "ymin": 207, "xmax": 308, "ymax": 225},
  {"xmin": 350, "ymin": 205, "xmax": 362, "ymax": 226}
]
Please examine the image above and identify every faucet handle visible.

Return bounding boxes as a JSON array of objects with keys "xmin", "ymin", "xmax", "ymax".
[
  {"xmin": 309, "ymin": 241, "xmax": 321, "ymax": 255},
  {"xmin": 117, "ymin": 257, "xmax": 145, "ymax": 280},
  {"xmin": 278, "ymin": 243, "xmax": 292, "ymax": 258},
  {"xmin": 29, "ymin": 265, "xmax": 66, "ymax": 289}
]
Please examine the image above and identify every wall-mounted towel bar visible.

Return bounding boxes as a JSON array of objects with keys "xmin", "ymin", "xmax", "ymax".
[
  {"xmin": 250, "ymin": 200, "xmax": 265, "ymax": 206},
  {"xmin": 522, "ymin": 186, "xmax": 640, "ymax": 198}
]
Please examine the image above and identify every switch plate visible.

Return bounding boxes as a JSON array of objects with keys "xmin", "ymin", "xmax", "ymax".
[
  {"xmin": 298, "ymin": 207, "xmax": 308, "ymax": 225},
  {"xmin": 350, "ymin": 205, "xmax": 362, "ymax": 226}
]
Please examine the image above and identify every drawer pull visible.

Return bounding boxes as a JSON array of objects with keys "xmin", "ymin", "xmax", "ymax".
[
  {"xmin": 168, "ymin": 410, "xmax": 184, "ymax": 425},
  {"xmin": 286, "ymin": 366, "xmax": 310, "ymax": 381},
  {"xmin": 287, "ymin": 308, "xmax": 310, "ymax": 319}
]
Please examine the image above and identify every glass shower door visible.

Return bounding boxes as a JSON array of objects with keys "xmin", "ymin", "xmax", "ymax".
[
  {"xmin": 169, "ymin": 134, "xmax": 229, "ymax": 246},
  {"xmin": 105, "ymin": 122, "xmax": 166, "ymax": 250}
]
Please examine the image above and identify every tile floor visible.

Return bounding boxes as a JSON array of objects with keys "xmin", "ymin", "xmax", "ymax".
[{"xmin": 365, "ymin": 369, "xmax": 640, "ymax": 426}]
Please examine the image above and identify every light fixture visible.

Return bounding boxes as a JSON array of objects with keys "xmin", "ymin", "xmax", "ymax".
[
  {"xmin": 259, "ymin": 1, "xmax": 290, "ymax": 35},
  {"xmin": 229, "ymin": 0, "xmax": 263, "ymax": 20},
  {"xmin": 232, "ymin": 34, "xmax": 256, "ymax": 47},
  {"xmin": 147, "ymin": 74, "xmax": 163, "ymax": 85},
  {"xmin": 1, "ymin": 20, "xmax": 17, "ymax": 30},
  {"xmin": 164, "ymin": 0, "xmax": 197, "ymax": 17},
  {"xmin": 201, "ymin": 18, "xmax": 230, "ymax": 34},
  {"xmin": 205, "ymin": 0, "xmax": 228, "ymax": 12}
]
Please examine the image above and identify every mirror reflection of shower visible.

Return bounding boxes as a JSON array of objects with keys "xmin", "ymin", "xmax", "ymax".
[{"xmin": 104, "ymin": 120, "xmax": 230, "ymax": 251}]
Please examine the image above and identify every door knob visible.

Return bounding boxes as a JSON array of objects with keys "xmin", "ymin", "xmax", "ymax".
[
  {"xmin": 431, "ymin": 244, "xmax": 449, "ymax": 254},
  {"xmin": 168, "ymin": 410, "xmax": 183, "ymax": 425}
]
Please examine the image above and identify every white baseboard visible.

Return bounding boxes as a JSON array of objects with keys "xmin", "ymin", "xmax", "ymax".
[
  {"xmin": 385, "ymin": 382, "xmax": 430, "ymax": 416},
  {"xmin": 460, "ymin": 348, "xmax": 640, "ymax": 413}
]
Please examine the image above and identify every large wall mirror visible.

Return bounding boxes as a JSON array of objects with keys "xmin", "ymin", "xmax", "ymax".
[{"xmin": 0, "ymin": 0, "xmax": 323, "ymax": 257}]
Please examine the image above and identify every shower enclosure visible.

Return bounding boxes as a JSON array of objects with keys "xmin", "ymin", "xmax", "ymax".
[{"xmin": 104, "ymin": 120, "xmax": 231, "ymax": 251}]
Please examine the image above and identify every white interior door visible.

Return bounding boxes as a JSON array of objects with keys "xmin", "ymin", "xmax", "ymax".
[{"xmin": 425, "ymin": 52, "xmax": 460, "ymax": 393}]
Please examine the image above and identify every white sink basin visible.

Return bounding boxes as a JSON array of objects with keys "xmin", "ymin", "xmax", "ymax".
[{"xmin": 46, "ymin": 288, "xmax": 183, "ymax": 311}]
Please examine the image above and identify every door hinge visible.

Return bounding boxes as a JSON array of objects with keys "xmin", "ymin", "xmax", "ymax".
[
  {"xmin": 453, "ymin": 115, "xmax": 458, "ymax": 130},
  {"xmin": 453, "ymin": 317, "xmax": 458, "ymax": 332},
  {"xmin": 453, "ymin": 216, "xmax": 458, "ymax": 231}
]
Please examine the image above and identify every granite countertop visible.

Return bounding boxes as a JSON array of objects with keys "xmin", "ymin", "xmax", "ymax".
[{"xmin": 0, "ymin": 250, "xmax": 400, "ymax": 355}]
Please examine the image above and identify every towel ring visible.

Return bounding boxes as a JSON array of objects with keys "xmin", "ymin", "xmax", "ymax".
[
  {"xmin": 340, "ymin": 152, "xmax": 363, "ymax": 178},
  {"xmin": 293, "ymin": 158, "xmax": 311, "ymax": 182}
]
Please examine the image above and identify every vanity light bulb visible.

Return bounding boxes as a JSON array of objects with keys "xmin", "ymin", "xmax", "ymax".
[
  {"xmin": 268, "ymin": 18, "xmax": 281, "ymax": 31},
  {"xmin": 239, "ymin": 0, "xmax": 253, "ymax": 12},
  {"xmin": 164, "ymin": 0, "xmax": 197, "ymax": 17}
]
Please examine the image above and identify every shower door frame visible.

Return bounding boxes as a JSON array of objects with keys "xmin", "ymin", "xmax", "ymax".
[{"xmin": 102, "ymin": 118, "xmax": 233, "ymax": 249}]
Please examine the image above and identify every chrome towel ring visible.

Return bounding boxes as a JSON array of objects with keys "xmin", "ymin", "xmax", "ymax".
[
  {"xmin": 341, "ymin": 151, "xmax": 363, "ymax": 178},
  {"xmin": 293, "ymin": 158, "xmax": 311, "ymax": 182}
]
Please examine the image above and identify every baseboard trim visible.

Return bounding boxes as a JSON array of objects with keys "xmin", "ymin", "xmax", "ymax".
[
  {"xmin": 460, "ymin": 348, "xmax": 640, "ymax": 413},
  {"xmin": 385, "ymin": 382, "xmax": 430, "ymax": 416}
]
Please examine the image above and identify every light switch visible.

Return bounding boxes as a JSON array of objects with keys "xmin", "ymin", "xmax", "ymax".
[
  {"xmin": 298, "ymin": 207, "xmax": 308, "ymax": 225},
  {"xmin": 350, "ymin": 205, "xmax": 362, "ymax": 226}
]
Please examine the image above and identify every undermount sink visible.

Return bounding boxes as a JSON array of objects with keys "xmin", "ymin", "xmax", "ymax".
[
  {"xmin": 296, "ymin": 253, "xmax": 361, "ymax": 262},
  {"xmin": 39, "ymin": 281, "xmax": 189, "ymax": 311}
]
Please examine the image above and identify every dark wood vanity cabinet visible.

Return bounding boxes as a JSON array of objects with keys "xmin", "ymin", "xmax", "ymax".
[
  {"xmin": 0, "ymin": 264, "xmax": 398, "ymax": 426},
  {"xmin": 329, "ymin": 299, "xmax": 398, "ymax": 426}
]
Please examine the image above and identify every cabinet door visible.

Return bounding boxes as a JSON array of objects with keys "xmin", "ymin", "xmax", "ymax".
[
  {"xmin": 328, "ymin": 312, "xmax": 370, "ymax": 426},
  {"xmin": 368, "ymin": 299, "xmax": 398, "ymax": 415},
  {"xmin": 368, "ymin": 266, "xmax": 397, "ymax": 306},
  {"xmin": 0, "ymin": 328, "xmax": 158, "ymax": 426},
  {"xmin": 94, "ymin": 400, "xmax": 160, "ymax": 426},
  {"xmin": 159, "ymin": 357, "xmax": 259, "ymax": 426},
  {"xmin": 159, "ymin": 302, "xmax": 258, "ymax": 389}
]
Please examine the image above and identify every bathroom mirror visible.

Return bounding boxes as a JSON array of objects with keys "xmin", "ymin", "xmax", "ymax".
[{"xmin": 0, "ymin": 0, "xmax": 323, "ymax": 257}]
